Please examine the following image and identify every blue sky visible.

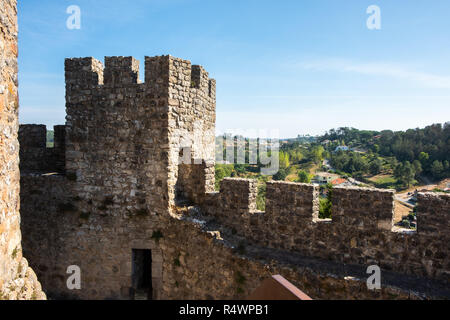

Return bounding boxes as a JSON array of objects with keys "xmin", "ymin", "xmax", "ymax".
[{"xmin": 18, "ymin": 0, "xmax": 450, "ymax": 138}]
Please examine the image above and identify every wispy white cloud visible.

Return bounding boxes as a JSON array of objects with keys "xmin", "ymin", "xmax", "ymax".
[{"xmin": 298, "ymin": 59, "xmax": 450, "ymax": 89}]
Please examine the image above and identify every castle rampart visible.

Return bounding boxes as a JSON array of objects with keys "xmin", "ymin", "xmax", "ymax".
[
  {"xmin": 200, "ymin": 178, "xmax": 449, "ymax": 282},
  {"xmin": 18, "ymin": 54, "xmax": 449, "ymax": 300},
  {"xmin": 19, "ymin": 172, "xmax": 450, "ymax": 299}
]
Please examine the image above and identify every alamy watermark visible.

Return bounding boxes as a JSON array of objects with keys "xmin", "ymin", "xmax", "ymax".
[
  {"xmin": 367, "ymin": 5, "xmax": 381, "ymax": 30},
  {"xmin": 366, "ymin": 265, "xmax": 381, "ymax": 290},
  {"xmin": 66, "ymin": 265, "xmax": 81, "ymax": 290},
  {"xmin": 66, "ymin": 5, "xmax": 81, "ymax": 30},
  {"xmin": 176, "ymin": 124, "xmax": 280, "ymax": 175},
  {"xmin": 215, "ymin": 129, "xmax": 280, "ymax": 175}
]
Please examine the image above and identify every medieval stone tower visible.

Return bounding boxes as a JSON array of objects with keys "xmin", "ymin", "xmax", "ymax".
[
  {"xmin": 19, "ymin": 55, "xmax": 218, "ymax": 299},
  {"xmin": 63, "ymin": 56, "xmax": 216, "ymax": 214}
]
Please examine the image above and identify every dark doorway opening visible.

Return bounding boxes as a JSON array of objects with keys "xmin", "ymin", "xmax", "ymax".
[{"xmin": 131, "ymin": 249, "xmax": 152, "ymax": 300}]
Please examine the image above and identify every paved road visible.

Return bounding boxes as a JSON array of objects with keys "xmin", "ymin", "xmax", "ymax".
[{"xmin": 394, "ymin": 195, "xmax": 415, "ymax": 208}]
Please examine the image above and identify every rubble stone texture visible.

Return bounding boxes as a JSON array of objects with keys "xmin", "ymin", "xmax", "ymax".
[
  {"xmin": 17, "ymin": 53, "xmax": 449, "ymax": 300},
  {"xmin": 0, "ymin": 0, "xmax": 45, "ymax": 300}
]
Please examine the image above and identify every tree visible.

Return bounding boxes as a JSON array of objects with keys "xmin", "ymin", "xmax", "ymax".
[
  {"xmin": 431, "ymin": 160, "xmax": 444, "ymax": 179},
  {"xmin": 372, "ymin": 144, "xmax": 380, "ymax": 153},
  {"xmin": 401, "ymin": 161, "xmax": 415, "ymax": 187},
  {"xmin": 394, "ymin": 163, "xmax": 403, "ymax": 179},
  {"xmin": 310, "ymin": 145, "xmax": 325, "ymax": 164},
  {"xmin": 419, "ymin": 152, "xmax": 430, "ymax": 166},
  {"xmin": 215, "ymin": 164, "xmax": 235, "ymax": 190},
  {"xmin": 319, "ymin": 198, "xmax": 332, "ymax": 219},
  {"xmin": 273, "ymin": 168, "xmax": 288, "ymax": 181},
  {"xmin": 298, "ymin": 170, "xmax": 311, "ymax": 183},
  {"xmin": 412, "ymin": 160, "xmax": 422, "ymax": 178},
  {"xmin": 369, "ymin": 159, "xmax": 382, "ymax": 175},
  {"xmin": 394, "ymin": 161, "xmax": 416, "ymax": 187},
  {"xmin": 319, "ymin": 183, "xmax": 333, "ymax": 219},
  {"xmin": 215, "ymin": 167, "xmax": 226, "ymax": 181},
  {"xmin": 279, "ymin": 151, "xmax": 290, "ymax": 170},
  {"xmin": 234, "ymin": 164, "xmax": 247, "ymax": 174}
]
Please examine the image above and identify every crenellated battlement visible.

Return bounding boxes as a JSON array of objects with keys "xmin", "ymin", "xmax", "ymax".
[
  {"xmin": 219, "ymin": 178, "xmax": 258, "ymax": 214},
  {"xmin": 266, "ymin": 181, "xmax": 319, "ymax": 221},
  {"xmin": 64, "ymin": 55, "xmax": 216, "ymax": 99},
  {"xmin": 202, "ymin": 178, "xmax": 449, "ymax": 282},
  {"xmin": 21, "ymin": 55, "xmax": 216, "ymax": 194},
  {"xmin": 332, "ymin": 186, "xmax": 395, "ymax": 231},
  {"xmin": 104, "ymin": 56, "xmax": 140, "ymax": 87},
  {"xmin": 65, "ymin": 57, "xmax": 104, "ymax": 88},
  {"xmin": 417, "ymin": 192, "xmax": 450, "ymax": 236},
  {"xmin": 190, "ymin": 64, "xmax": 216, "ymax": 98},
  {"xmin": 19, "ymin": 124, "xmax": 66, "ymax": 173}
]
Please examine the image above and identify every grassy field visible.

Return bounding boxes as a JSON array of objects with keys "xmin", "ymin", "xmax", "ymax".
[{"xmin": 367, "ymin": 174, "xmax": 398, "ymax": 189}]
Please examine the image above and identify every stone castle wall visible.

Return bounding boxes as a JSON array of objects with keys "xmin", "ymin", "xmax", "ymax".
[
  {"xmin": 20, "ymin": 174, "xmax": 449, "ymax": 300},
  {"xmin": 18, "ymin": 124, "xmax": 65, "ymax": 173},
  {"xmin": 0, "ymin": 0, "xmax": 45, "ymax": 300},
  {"xmin": 203, "ymin": 178, "xmax": 449, "ymax": 282},
  {"xmin": 19, "ymin": 55, "xmax": 219, "ymax": 299},
  {"xmin": 20, "ymin": 174, "xmax": 167, "ymax": 299},
  {"xmin": 18, "ymin": 54, "xmax": 449, "ymax": 300},
  {"xmin": 61, "ymin": 55, "xmax": 216, "ymax": 217}
]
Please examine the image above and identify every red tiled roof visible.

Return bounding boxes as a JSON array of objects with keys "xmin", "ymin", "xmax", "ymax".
[{"xmin": 331, "ymin": 178, "xmax": 347, "ymax": 185}]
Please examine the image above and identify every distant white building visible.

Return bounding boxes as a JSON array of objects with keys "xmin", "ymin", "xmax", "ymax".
[
  {"xmin": 334, "ymin": 146, "xmax": 349, "ymax": 152},
  {"xmin": 312, "ymin": 175, "xmax": 333, "ymax": 185}
]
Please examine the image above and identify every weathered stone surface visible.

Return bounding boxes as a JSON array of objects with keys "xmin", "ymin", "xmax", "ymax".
[
  {"xmin": 18, "ymin": 124, "xmax": 66, "ymax": 173},
  {"xmin": 0, "ymin": 0, "xmax": 45, "ymax": 300},
  {"xmin": 201, "ymin": 179, "xmax": 449, "ymax": 283}
]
